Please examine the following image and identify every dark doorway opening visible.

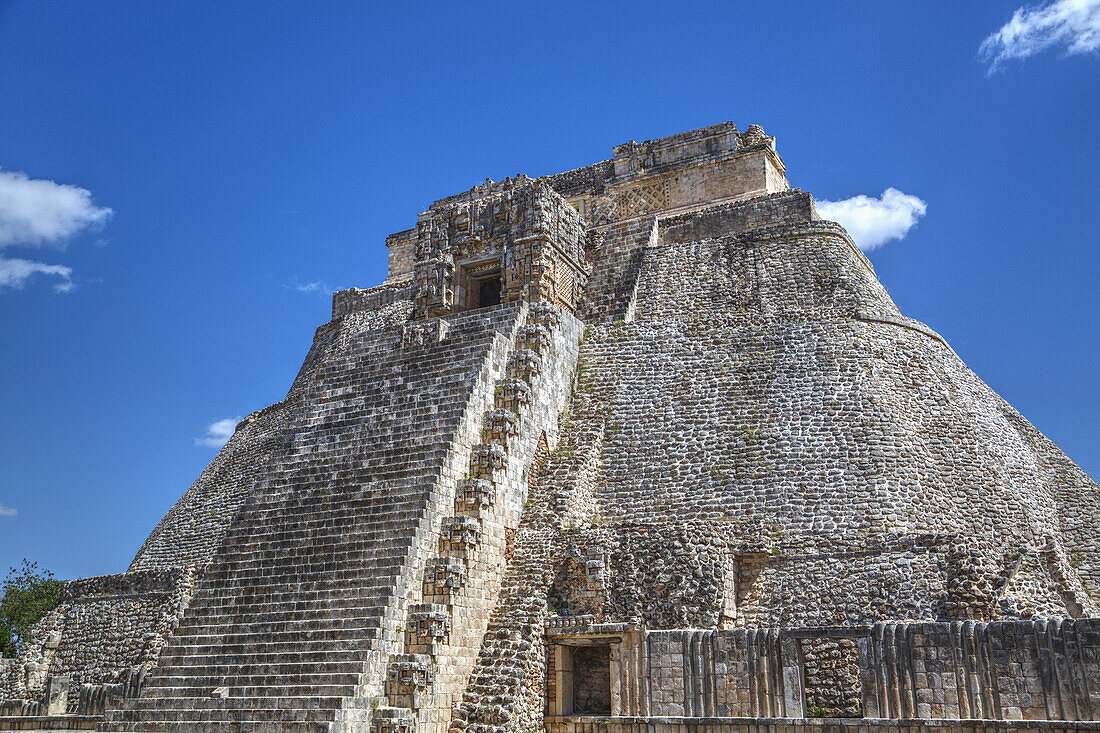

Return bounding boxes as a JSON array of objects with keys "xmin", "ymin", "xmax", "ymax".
[
  {"xmin": 478, "ymin": 278, "xmax": 502, "ymax": 308},
  {"xmin": 571, "ymin": 646, "xmax": 611, "ymax": 715}
]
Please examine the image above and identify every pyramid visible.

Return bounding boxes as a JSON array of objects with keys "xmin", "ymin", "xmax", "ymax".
[{"xmin": 3, "ymin": 123, "xmax": 1099, "ymax": 733}]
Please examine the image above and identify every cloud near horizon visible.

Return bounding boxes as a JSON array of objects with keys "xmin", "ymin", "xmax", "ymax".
[
  {"xmin": 0, "ymin": 168, "xmax": 113, "ymax": 292},
  {"xmin": 980, "ymin": 0, "xmax": 1100, "ymax": 72},
  {"xmin": 0, "ymin": 503, "xmax": 17, "ymax": 517},
  {"xmin": 816, "ymin": 188, "xmax": 928, "ymax": 252},
  {"xmin": 285, "ymin": 279, "xmax": 331, "ymax": 296},
  {"xmin": 194, "ymin": 417, "xmax": 242, "ymax": 449}
]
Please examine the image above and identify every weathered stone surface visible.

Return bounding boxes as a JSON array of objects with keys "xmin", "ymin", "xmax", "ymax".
[{"xmin": 3, "ymin": 123, "xmax": 1099, "ymax": 733}]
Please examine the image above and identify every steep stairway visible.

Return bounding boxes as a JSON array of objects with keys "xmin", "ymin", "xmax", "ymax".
[
  {"xmin": 374, "ymin": 305, "xmax": 569, "ymax": 733},
  {"xmin": 99, "ymin": 307, "xmax": 529, "ymax": 733}
]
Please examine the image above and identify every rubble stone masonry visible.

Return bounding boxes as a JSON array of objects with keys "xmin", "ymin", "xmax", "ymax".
[{"xmin": 2, "ymin": 122, "xmax": 1098, "ymax": 733}]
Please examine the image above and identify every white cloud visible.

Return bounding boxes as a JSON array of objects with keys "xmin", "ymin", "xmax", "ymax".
[
  {"xmin": 0, "ymin": 169, "xmax": 113, "ymax": 248},
  {"xmin": 980, "ymin": 0, "xmax": 1100, "ymax": 72},
  {"xmin": 194, "ymin": 417, "xmax": 242, "ymax": 449},
  {"xmin": 0, "ymin": 168, "xmax": 113, "ymax": 293},
  {"xmin": 285, "ymin": 279, "xmax": 331, "ymax": 295},
  {"xmin": 0, "ymin": 503, "xmax": 17, "ymax": 517},
  {"xmin": 0, "ymin": 256, "xmax": 74, "ymax": 292},
  {"xmin": 816, "ymin": 188, "xmax": 927, "ymax": 252}
]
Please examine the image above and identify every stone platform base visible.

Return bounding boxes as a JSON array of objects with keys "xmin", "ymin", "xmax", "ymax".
[{"xmin": 545, "ymin": 718, "xmax": 1100, "ymax": 733}]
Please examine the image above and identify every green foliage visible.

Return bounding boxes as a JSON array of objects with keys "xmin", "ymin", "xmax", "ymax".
[
  {"xmin": 807, "ymin": 704, "xmax": 830, "ymax": 718},
  {"xmin": 0, "ymin": 560, "xmax": 63, "ymax": 658}
]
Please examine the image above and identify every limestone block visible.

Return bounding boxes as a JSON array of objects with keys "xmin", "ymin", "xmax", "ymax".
[{"xmin": 45, "ymin": 674, "xmax": 69, "ymax": 716}]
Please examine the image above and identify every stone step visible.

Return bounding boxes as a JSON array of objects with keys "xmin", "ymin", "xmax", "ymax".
[
  {"xmin": 109, "ymin": 696, "xmax": 343, "ymax": 715},
  {"xmin": 218, "ymin": 526, "xmax": 417, "ymax": 548},
  {"xmin": 175, "ymin": 616, "xmax": 383, "ymax": 638},
  {"xmin": 178, "ymin": 598, "xmax": 387, "ymax": 619},
  {"xmin": 162, "ymin": 631, "xmax": 376, "ymax": 652},
  {"xmin": 173, "ymin": 605, "xmax": 382, "ymax": 624},
  {"xmin": 0, "ymin": 716, "xmax": 100, "ymax": 731},
  {"xmin": 181, "ymin": 592, "xmax": 389, "ymax": 612},
  {"xmin": 222, "ymin": 509, "xmax": 426, "ymax": 534},
  {"xmin": 151, "ymin": 654, "xmax": 365, "ymax": 672},
  {"xmin": 186, "ymin": 593, "xmax": 375, "ymax": 615},
  {"xmin": 199, "ymin": 566, "xmax": 402, "ymax": 586},
  {"xmin": 155, "ymin": 629, "xmax": 378, "ymax": 651},
  {"xmin": 198, "ymin": 564, "xmax": 404, "ymax": 584},
  {"xmin": 179, "ymin": 604, "xmax": 378, "ymax": 624},
  {"xmin": 212, "ymin": 539, "xmax": 420, "ymax": 567},
  {"xmin": 144, "ymin": 672, "xmax": 360, "ymax": 690},
  {"xmin": 189, "ymin": 586, "xmax": 393, "ymax": 606},
  {"xmin": 174, "ymin": 614, "xmax": 383, "ymax": 632},
  {"xmin": 101, "ymin": 721, "xmax": 332, "ymax": 733},
  {"xmin": 183, "ymin": 578, "xmax": 396, "ymax": 599},
  {"xmin": 139, "ymin": 684, "xmax": 356, "ymax": 700},
  {"xmin": 212, "ymin": 542, "xmax": 408, "ymax": 563},
  {"xmin": 228, "ymin": 497, "xmax": 433, "ymax": 518},
  {"xmin": 217, "ymin": 526, "xmax": 417, "ymax": 551}
]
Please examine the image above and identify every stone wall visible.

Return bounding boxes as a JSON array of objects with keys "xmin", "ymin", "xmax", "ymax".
[
  {"xmin": 861, "ymin": 620, "xmax": 1100, "ymax": 721},
  {"xmin": 801, "ymin": 637, "xmax": 861, "ymax": 717},
  {"xmin": 0, "ymin": 568, "xmax": 195, "ymax": 710},
  {"xmin": 544, "ymin": 619, "xmax": 1100, "ymax": 723},
  {"xmin": 386, "ymin": 229, "xmax": 417, "ymax": 283},
  {"xmin": 8, "ymin": 123, "xmax": 1100, "ymax": 733},
  {"xmin": 456, "ymin": 181, "xmax": 1100, "ymax": 732},
  {"xmin": 544, "ymin": 717, "xmax": 1100, "ymax": 733}
]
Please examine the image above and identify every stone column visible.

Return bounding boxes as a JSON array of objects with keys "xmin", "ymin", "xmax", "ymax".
[
  {"xmin": 45, "ymin": 674, "xmax": 69, "ymax": 716},
  {"xmin": 780, "ymin": 637, "xmax": 805, "ymax": 718},
  {"xmin": 550, "ymin": 645, "xmax": 574, "ymax": 716}
]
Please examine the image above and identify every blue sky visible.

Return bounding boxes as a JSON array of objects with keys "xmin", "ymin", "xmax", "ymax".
[{"xmin": 1, "ymin": 1, "xmax": 1098, "ymax": 580}]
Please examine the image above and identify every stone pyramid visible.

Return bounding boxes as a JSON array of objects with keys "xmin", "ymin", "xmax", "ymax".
[{"xmin": 3, "ymin": 123, "xmax": 1099, "ymax": 733}]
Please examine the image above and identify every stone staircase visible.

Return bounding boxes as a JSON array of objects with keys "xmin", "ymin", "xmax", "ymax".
[
  {"xmin": 99, "ymin": 306, "xmax": 537, "ymax": 733},
  {"xmin": 374, "ymin": 305, "xmax": 569, "ymax": 733}
]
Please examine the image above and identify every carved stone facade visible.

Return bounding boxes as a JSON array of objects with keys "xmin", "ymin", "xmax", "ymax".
[
  {"xmin": 412, "ymin": 179, "xmax": 588, "ymax": 319},
  {"xmin": 3, "ymin": 123, "xmax": 1099, "ymax": 733}
]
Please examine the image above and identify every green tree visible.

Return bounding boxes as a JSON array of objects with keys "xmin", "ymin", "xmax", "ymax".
[{"xmin": 0, "ymin": 560, "xmax": 64, "ymax": 658}]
